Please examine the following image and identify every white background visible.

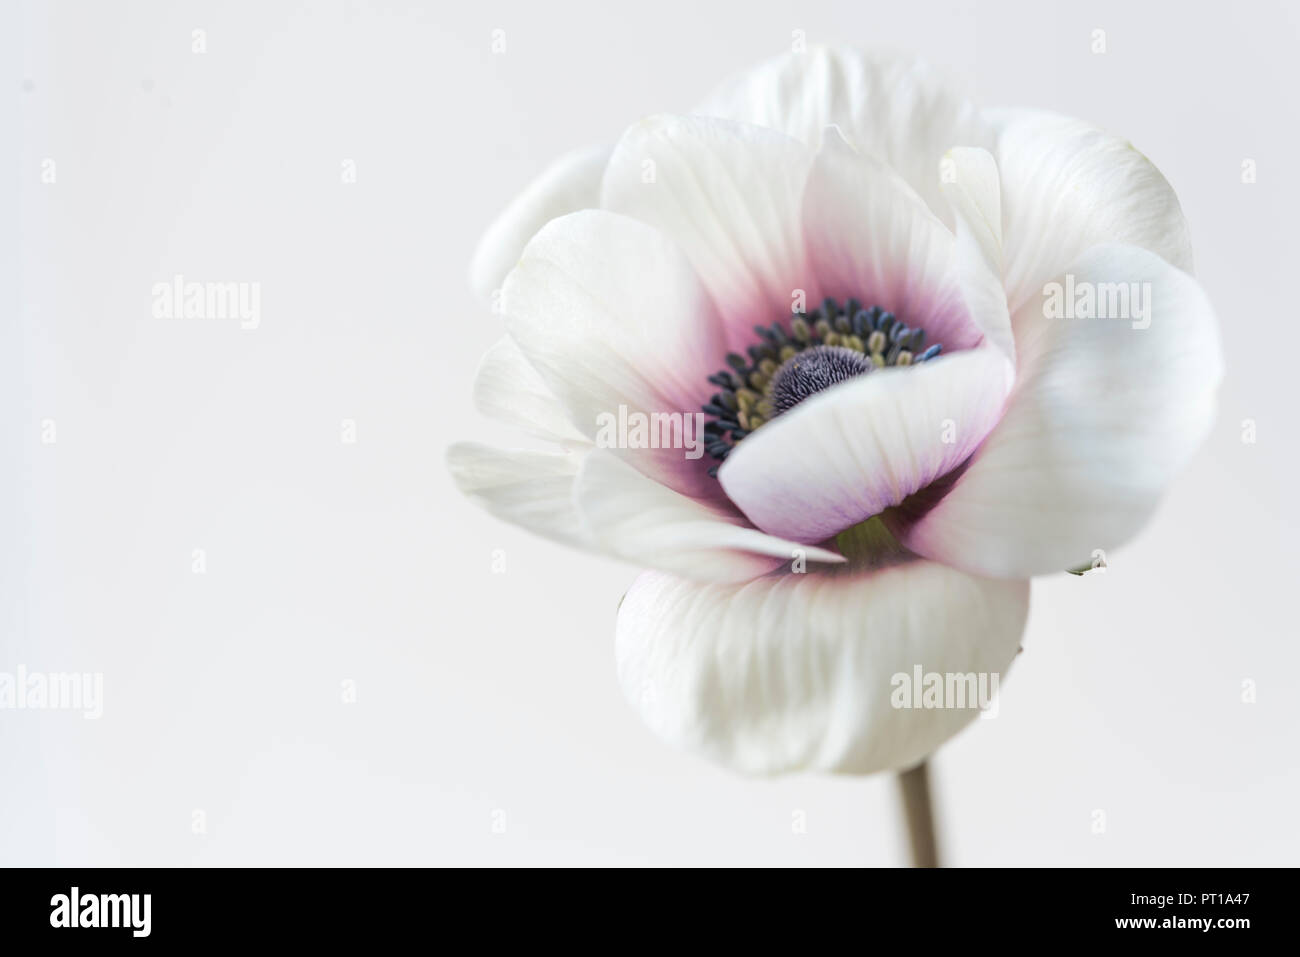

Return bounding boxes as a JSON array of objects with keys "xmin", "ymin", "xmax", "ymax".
[{"xmin": 5, "ymin": 0, "xmax": 1298, "ymax": 865}]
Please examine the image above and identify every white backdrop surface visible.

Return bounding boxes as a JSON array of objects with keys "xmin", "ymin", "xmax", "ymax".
[{"xmin": 4, "ymin": 0, "xmax": 1297, "ymax": 865}]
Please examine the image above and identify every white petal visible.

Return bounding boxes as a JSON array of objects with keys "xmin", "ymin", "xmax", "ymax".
[
  {"xmin": 941, "ymin": 147, "xmax": 1002, "ymax": 271},
  {"xmin": 575, "ymin": 450, "xmax": 843, "ymax": 584},
  {"xmin": 989, "ymin": 108, "xmax": 1194, "ymax": 314},
  {"xmin": 501, "ymin": 209, "xmax": 727, "ymax": 500},
  {"xmin": 893, "ymin": 243, "xmax": 1223, "ymax": 578},
  {"xmin": 446, "ymin": 443, "xmax": 587, "ymax": 548},
  {"xmin": 801, "ymin": 131, "xmax": 993, "ymax": 353},
  {"xmin": 471, "ymin": 336, "xmax": 590, "ymax": 446},
  {"xmin": 447, "ymin": 443, "xmax": 845, "ymax": 581},
  {"xmin": 941, "ymin": 146, "xmax": 1015, "ymax": 361},
  {"xmin": 469, "ymin": 145, "xmax": 609, "ymax": 302},
  {"xmin": 695, "ymin": 47, "xmax": 993, "ymax": 226},
  {"xmin": 719, "ymin": 345, "xmax": 1011, "ymax": 543},
  {"xmin": 616, "ymin": 561, "xmax": 1029, "ymax": 775},
  {"xmin": 601, "ymin": 114, "xmax": 814, "ymax": 346}
]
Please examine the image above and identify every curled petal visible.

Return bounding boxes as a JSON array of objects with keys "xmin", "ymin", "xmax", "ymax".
[
  {"xmin": 893, "ymin": 243, "xmax": 1223, "ymax": 578},
  {"xmin": 719, "ymin": 345, "xmax": 1011, "ymax": 544},
  {"xmin": 989, "ymin": 108, "xmax": 1193, "ymax": 314}
]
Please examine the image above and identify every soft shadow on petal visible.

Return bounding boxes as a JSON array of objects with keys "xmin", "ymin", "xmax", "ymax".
[
  {"xmin": 601, "ymin": 114, "xmax": 815, "ymax": 349},
  {"xmin": 469, "ymin": 144, "xmax": 610, "ymax": 303},
  {"xmin": 575, "ymin": 450, "xmax": 843, "ymax": 584},
  {"xmin": 694, "ymin": 47, "xmax": 994, "ymax": 227},
  {"xmin": 892, "ymin": 243, "xmax": 1223, "ymax": 578},
  {"xmin": 616, "ymin": 561, "xmax": 1029, "ymax": 775},
  {"xmin": 719, "ymin": 345, "xmax": 1011, "ymax": 543},
  {"xmin": 988, "ymin": 108, "xmax": 1194, "ymax": 314}
]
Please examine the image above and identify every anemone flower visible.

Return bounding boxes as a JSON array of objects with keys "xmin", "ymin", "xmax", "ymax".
[{"xmin": 449, "ymin": 47, "xmax": 1222, "ymax": 865}]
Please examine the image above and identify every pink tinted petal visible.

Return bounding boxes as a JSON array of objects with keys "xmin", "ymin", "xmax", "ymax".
[
  {"xmin": 601, "ymin": 114, "xmax": 815, "ymax": 349},
  {"xmin": 719, "ymin": 345, "xmax": 1012, "ymax": 543},
  {"xmin": 502, "ymin": 209, "xmax": 727, "ymax": 501},
  {"xmin": 802, "ymin": 131, "xmax": 986, "ymax": 354}
]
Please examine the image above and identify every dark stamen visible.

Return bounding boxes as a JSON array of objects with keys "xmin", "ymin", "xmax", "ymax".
[{"xmin": 699, "ymin": 298, "xmax": 944, "ymax": 472}]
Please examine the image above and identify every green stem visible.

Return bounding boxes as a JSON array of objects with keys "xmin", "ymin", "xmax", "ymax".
[{"xmin": 898, "ymin": 760, "xmax": 940, "ymax": 867}]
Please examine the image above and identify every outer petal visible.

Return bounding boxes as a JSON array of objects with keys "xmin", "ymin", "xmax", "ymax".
[
  {"xmin": 574, "ymin": 451, "xmax": 843, "ymax": 584},
  {"xmin": 941, "ymin": 146, "xmax": 1015, "ymax": 361},
  {"xmin": 447, "ymin": 443, "xmax": 587, "ymax": 548},
  {"xmin": 893, "ymin": 244, "xmax": 1222, "ymax": 578},
  {"xmin": 471, "ymin": 336, "xmax": 590, "ymax": 446},
  {"xmin": 694, "ymin": 47, "xmax": 993, "ymax": 226},
  {"xmin": 600, "ymin": 114, "xmax": 814, "ymax": 347},
  {"xmin": 501, "ymin": 209, "xmax": 726, "ymax": 501},
  {"xmin": 447, "ymin": 443, "xmax": 843, "ymax": 583},
  {"xmin": 616, "ymin": 561, "xmax": 1029, "ymax": 775},
  {"xmin": 989, "ymin": 108, "xmax": 1194, "ymax": 314},
  {"xmin": 801, "ymin": 131, "xmax": 993, "ymax": 353},
  {"xmin": 718, "ymin": 346, "xmax": 1011, "ymax": 543},
  {"xmin": 469, "ymin": 145, "xmax": 610, "ymax": 302}
]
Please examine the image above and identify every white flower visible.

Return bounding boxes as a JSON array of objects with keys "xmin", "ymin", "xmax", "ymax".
[{"xmin": 449, "ymin": 48, "xmax": 1222, "ymax": 775}]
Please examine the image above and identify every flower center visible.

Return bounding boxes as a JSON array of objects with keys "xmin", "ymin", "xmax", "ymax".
[
  {"xmin": 701, "ymin": 298, "xmax": 942, "ymax": 475},
  {"xmin": 769, "ymin": 345, "xmax": 873, "ymax": 415}
]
